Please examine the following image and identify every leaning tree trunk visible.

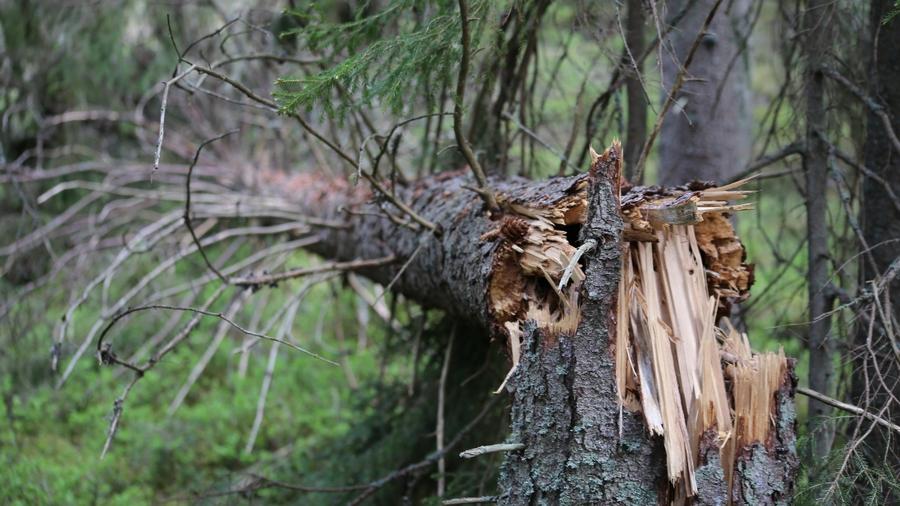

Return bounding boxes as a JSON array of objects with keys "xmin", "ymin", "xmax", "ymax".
[
  {"xmin": 255, "ymin": 168, "xmax": 590, "ymax": 332},
  {"xmin": 250, "ymin": 143, "xmax": 799, "ymax": 503}
]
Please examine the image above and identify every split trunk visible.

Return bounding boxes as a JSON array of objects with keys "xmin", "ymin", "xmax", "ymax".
[{"xmin": 255, "ymin": 144, "xmax": 798, "ymax": 503}]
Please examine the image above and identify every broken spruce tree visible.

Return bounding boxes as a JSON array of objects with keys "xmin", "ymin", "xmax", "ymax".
[{"xmin": 260, "ymin": 142, "xmax": 798, "ymax": 504}]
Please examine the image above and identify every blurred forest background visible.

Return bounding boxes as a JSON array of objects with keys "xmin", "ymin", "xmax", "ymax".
[{"xmin": 1, "ymin": 0, "xmax": 898, "ymax": 504}]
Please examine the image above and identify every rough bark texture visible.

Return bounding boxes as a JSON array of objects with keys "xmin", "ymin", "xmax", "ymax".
[
  {"xmin": 694, "ymin": 430, "xmax": 729, "ymax": 505},
  {"xmin": 802, "ymin": 0, "xmax": 837, "ymax": 464},
  {"xmin": 498, "ymin": 150, "xmax": 665, "ymax": 504},
  {"xmin": 659, "ymin": 0, "xmax": 752, "ymax": 185},
  {"xmin": 855, "ymin": 0, "xmax": 900, "ymax": 485},
  {"xmin": 498, "ymin": 323, "xmax": 664, "ymax": 505},
  {"xmin": 261, "ymin": 169, "xmax": 586, "ymax": 330},
  {"xmin": 260, "ymin": 156, "xmax": 798, "ymax": 503}
]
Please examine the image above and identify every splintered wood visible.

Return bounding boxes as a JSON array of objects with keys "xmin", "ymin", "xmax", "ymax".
[
  {"xmin": 483, "ymin": 151, "xmax": 785, "ymax": 501},
  {"xmin": 616, "ymin": 178, "xmax": 788, "ymax": 502},
  {"xmin": 486, "ymin": 210, "xmax": 585, "ymax": 393}
]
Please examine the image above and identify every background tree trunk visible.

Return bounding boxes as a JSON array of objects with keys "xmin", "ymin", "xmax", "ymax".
[
  {"xmin": 624, "ymin": 0, "xmax": 648, "ymax": 183},
  {"xmin": 854, "ymin": 0, "xmax": 900, "ymax": 487},
  {"xmin": 802, "ymin": 0, "xmax": 837, "ymax": 467},
  {"xmin": 658, "ymin": 0, "xmax": 753, "ymax": 185}
]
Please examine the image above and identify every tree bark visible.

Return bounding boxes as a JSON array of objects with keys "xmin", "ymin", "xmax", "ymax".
[
  {"xmin": 259, "ymin": 169, "xmax": 587, "ymax": 331},
  {"xmin": 256, "ymin": 146, "xmax": 798, "ymax": 503},
  {"xmin": 497, "ymin": 156, "xmax": 665, "ymax": 504},
  {"xmin": 658, "ymin": 0, "xmax": 753, "ymax": 185},
  {"xmin": 802, "ymin": 0, "xmax": 837, "ymax": 466}
]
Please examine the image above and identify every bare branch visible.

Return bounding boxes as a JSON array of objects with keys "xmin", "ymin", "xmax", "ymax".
[
  {"xmin": 577, "ymin": 0, "xmax": 698, "ymax": 167},
  {"xmin": 183, "ymin": 129, "xmax": 240, "ymax": 284},
  {"xmin": 821, "ymin": 65, "xmax": 900, "ymax": 156},
  {"xmin": 231, "ymin": 255, "xmax": 397, "ymax": 288},
  {"xmin": 168, "ymin": 290, "xmax": 251, "ymax": 416},
  {"xmin": 501, "ymin": 111, "xmax": 579, "ymax": 173},
  {"xmin": 796, "ymin": 387, "xmax": 900, "ymax": 435},
  {"xmin": 213, "ymin": 53, "xmax": 321, "ymax": 68},
  {"xmin": 728, "ymin": 141, "xmax": 806, "ymax": 184},
  {"xmin": 96, "ymin": 302, "xmax": 340, "ymax": 367},
  {"xmin": 437, "ymin": 326, "xmax": 456, "ymax": 497},
  {"xmin": 100, "ymin": 284, "xmax": 228, "ymax": 458},
  {"xmin": 459, "ymin": 442, "xmax": 524, "ymax": 459},
  {"xmin": 154, "ymin": 64, "xmax": 198, "ymax": 172},
  {"xmin": 633, "ymin": 0, "xmax": 724, "ymax": 182},
  {"xmin": 188, "ymin": 63, "xmax": 442, "ymax": 234},
  {"xmin": 443, "ymin": 497, "xmax": 498, "ymax": 505},
  {"xmin": 244, "ymin": 298, "xmax": 298, "ymax": 453},
  {"xmin": 454, "ymin": 0, "xmax": 498, "ymax": 211},
  {"xmin": 346, "ymin": 395, "xmax": 500, "ymax": 505}
]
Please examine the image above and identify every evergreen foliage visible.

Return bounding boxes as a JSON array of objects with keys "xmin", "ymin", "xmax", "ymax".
[
  {"xmin": 885, "ymin": 1, "xmax": 900, "ymax": 24},
  {"xmin": 274, "ymin": 0, "xmax": 491, "ymax": 117}
]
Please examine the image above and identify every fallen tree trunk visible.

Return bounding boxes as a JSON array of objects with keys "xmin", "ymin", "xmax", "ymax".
[
  {"xmin": 8, "ymin": 139, "xmax": 798, "ymax": 502},
  {"xmin": 234, "ymin": 144, "xmax": 798, "ymax": 503},
  {"xmin": 255, "ymin": 165, "xmax": 590, "ymax": 334}
]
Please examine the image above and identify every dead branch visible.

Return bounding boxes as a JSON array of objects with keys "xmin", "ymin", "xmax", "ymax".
[
  {"xmin": 346, "ymin": 395, "xmax": 500, "ymax": 505},
  {"xmin": 95, "ymin": 302, "xmax": 339, "ymax": 367},
  {"xmin": 454, "ymin": 0, "xmax": 498, "ymax": 211},
  {"xmin": 168, "ymin": 290, "xmax": 251, "ymax": 416},
  {"xmin": 99, "ymin": 284, "xmax": 228, "ymax": 458},
  {"xmin": 459, "ymin": 442, "xmax": 524, "ymax": 459},
  {"xmin": 212, "ymin": 53, "xmax": 321, "ymax": 68},
  {"xmin": 821, "ymin": 65, "xmax": 900, "ymax": 156},
  {"xmin": 186, "ymin": 62, "xmax": 442, "ymax": 234},
  {"xmin": 436, "ymin": 326, "xmax": 456, "ymax": 497},
  {"xmin": 183, "ymin": 130, "xmax": 240, "ymax": 284},
  {"xmin": 798, "ymin": 388, "xmax": 897, "ymax": 435},
  {"xmin": 443, "ymin": 497, "xmax": 498, "ymax": 505},
  {"xmin": 729, "ymin": 141, "xmax": 806, "ymax": 184},
  {"xmin": 244, "ymin": 298, "xmax": 298, "ymax": 453},
  {"xmin": 501, "ymin": 111, "xmax": 578, "ymax": 173},
  {"xmin": 230, "ymin": 255, "xmax": 397, "ymax": 288},
  {"xmin": 577, "ymin": 0, "xmax": 698, "ymax": 167},
  {"xmin": 633, "ymin": 0, "xmax": 724, "ymax": 182},
  {"xmin": 154, "ymin": 64, "xmax": 198, "ymax": 172}
]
